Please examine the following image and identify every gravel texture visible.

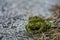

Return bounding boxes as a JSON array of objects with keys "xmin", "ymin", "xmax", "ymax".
[{"xmin": 0, "ymin": 0, "xmax": 59, "ymax": 40}]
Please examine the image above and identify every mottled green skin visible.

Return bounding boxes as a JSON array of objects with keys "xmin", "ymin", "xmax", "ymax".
[{"xmin": 25, "ymin": 16, "xmax": 51, "ymax": 34}]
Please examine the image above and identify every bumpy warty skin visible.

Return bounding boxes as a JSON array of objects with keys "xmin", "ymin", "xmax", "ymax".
[{"xmin": 0, "ymin": 0, "xmax": 59, "ymax": 40}]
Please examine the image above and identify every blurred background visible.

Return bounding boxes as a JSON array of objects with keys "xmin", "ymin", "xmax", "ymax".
[{"xmin": 0, "ymin": 0, "xmax": 59, "ymax": 40}]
